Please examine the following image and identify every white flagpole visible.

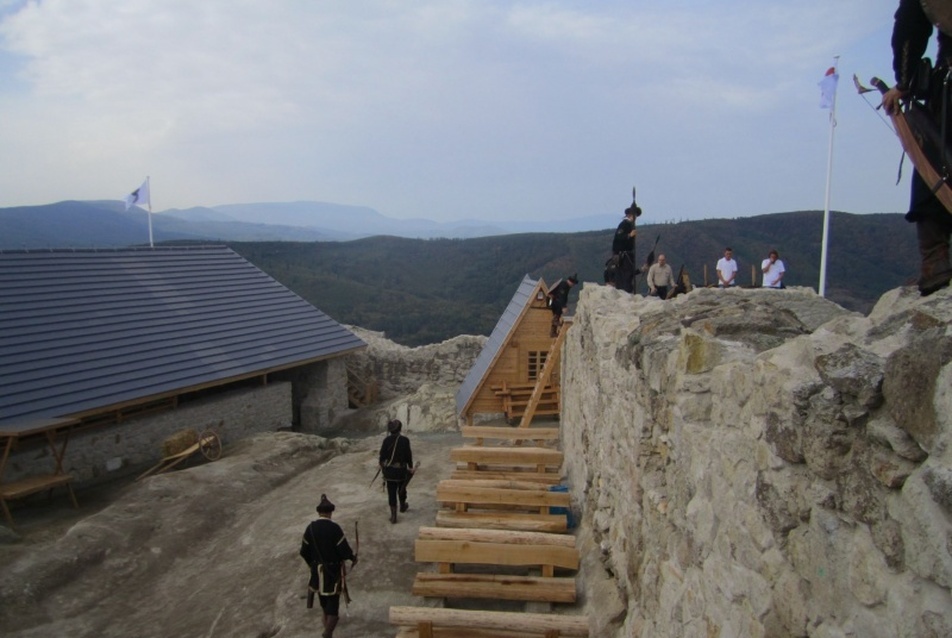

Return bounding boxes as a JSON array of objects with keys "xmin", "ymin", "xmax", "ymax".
[
  {"xmin": 818, "ymin": 57, "xmax": 839, "ymax": 297},
  {"xmin": 147, "ymin": 175, "xmax": 153, "ymax": 248}
]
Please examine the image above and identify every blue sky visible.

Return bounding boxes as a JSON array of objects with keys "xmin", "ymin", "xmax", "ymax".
[{"xmin": 0, "ymin": 0, "xmax": 921, "ymax": 224}]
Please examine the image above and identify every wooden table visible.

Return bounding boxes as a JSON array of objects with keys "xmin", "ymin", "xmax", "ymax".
[{"xmin": 0, "ymin": 417, "xmax": 80, "ymax": 529}]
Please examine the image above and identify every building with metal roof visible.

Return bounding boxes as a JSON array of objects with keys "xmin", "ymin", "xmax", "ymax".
[
  {"xmin": 0, "ymin": 246, "xmax": 365, "ymax": 430},
  {"xmin": 455, "ymin": 274, "xmax": 563, "ymax": 425}
]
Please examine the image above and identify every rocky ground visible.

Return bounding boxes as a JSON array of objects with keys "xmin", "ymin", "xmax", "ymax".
[{"xmin": 0, "ymin": 429, "xmax": 464, "ymax": 638}]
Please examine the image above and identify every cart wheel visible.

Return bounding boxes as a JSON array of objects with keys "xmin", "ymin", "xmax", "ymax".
[{"xmin": 199, "ymin": 430, "xmax": 222, "ymax": 461}]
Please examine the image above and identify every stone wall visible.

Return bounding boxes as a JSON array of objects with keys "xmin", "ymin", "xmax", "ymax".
[
  {"xmin": 346, "ymin": 327, "xmax": 485, "ymax": 400},
  {"xmin": 5, "ymin": 382, "xmax": 291, "ymax": 486},
  {"xmin": 562, "ymin": 284, "xmax": 952, "ymax": 638}
]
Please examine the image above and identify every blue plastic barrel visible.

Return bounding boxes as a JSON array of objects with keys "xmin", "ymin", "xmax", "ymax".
[{"xmin": 549, "ymin": 484, "xmax": 575, "ymax": 528}]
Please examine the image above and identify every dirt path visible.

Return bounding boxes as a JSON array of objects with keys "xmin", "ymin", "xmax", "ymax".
[{"xmin": 0, "ymin": 430, "xmax": 460, "ymax": 638}]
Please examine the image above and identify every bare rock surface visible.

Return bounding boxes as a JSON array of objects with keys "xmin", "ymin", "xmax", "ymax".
[{"xmin": 0, "ymin": 430, "xmax": 459, "ymax": 638}]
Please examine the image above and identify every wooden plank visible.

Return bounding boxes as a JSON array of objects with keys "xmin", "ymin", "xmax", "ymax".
[
  {"xmin": 0, "ymin": 473, "xmax": 73, "ymax": 500},
  {"xmin": 412, "ymin": 573, "xmax": 577, "ymax": 603},
  {"xmin": 437, "ymin": 484, "xmax": 569, "ymax": 509},
  {"xmin": 415, "ymin": 539, "xmax": 579, "ymax": 570},
  {"xmin": 436, "ymin": 511, "xmax": 567, "ymax": 533},
  {"xmin": 390, "ymin": 607, "xmax": 589, "ymax": 637},
  {"xmin": 450, "ymin": 470, "xmax": 562, "ymax": 485},
  {"xmin": 418, "ymin": 526, "xmax": 576, "ymax": 547},
  {"xmin": 461, "ymin": 426, "xmax": 560, "ymax": 442},
  {"xmin": 490, "ymin": 383, "xmax": 553, "ymax": 392},
  {"xmin": 397, "ymin": 628, "xmax": 562, "ymax": 638},
  {"xmin": 450, "ymin": 446, "xmax": 562, "ymax": 467},
  {"xmin": 438, "ymin": 478, "xmax": 557, "ymax": 492}
]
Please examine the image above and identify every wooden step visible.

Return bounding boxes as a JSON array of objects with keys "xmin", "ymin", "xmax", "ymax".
[{"xmin": 390, "ymin": 607, "xmax": 589, "ymax": 637}]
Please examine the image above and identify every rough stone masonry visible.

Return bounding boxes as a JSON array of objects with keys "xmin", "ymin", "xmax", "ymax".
[{"xmin": 562, "ymin": 284, "xmax": 952, "ymax": 638}]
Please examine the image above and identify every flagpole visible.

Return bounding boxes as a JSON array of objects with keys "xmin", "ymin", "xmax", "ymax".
[
  {"xmin": 147, "ymin": 175, "xmax": 153, "ymax": 248},
  {"xmin": 818, "ymin": 57, "xmax": 839, "ymax": 297}
]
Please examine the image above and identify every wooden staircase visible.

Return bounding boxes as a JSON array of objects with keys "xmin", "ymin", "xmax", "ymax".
[{"xmin": 518, "ymin": 320, "xmax": 570, "ymax": 428}]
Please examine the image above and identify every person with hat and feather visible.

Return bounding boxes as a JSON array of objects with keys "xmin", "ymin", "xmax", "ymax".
[
  {"xmin": 611, "ymin": 205, "xmax": 639, "ymax": 293},
  {"xmin": 300, "ymin": 494, "xmax": 357, "ymax": 638},
  {"xmin": 378, "ymin": 418, "xmax": 414, "ymax": 523}
]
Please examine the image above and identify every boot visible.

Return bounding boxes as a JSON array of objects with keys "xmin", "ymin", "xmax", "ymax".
[
  {"xmin": 389, "ymin": 505, "xmax": 397, "ymax": 524},
  {"xmin": 400, "ymin": 501, "xmax": 409, "ymax": 513},
  {"xmin": 917, "ymin": 219, "xmax": 952, "ymax": 296},
  {"xmin": 323, "ymin": 614, "xmax": 338, "ymax": 638}
]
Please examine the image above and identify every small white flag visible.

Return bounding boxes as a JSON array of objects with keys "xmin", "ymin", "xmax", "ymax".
[
  {"xmin": 819, "ymin": 67, "xmax": 838, "ymax": 110},
  {"xmin": 123, "ymin": 178, "xmax": 150, "ymax": 211}
]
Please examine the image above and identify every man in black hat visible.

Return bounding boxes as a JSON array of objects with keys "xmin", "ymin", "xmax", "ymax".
[
  {"xmin": 882, "ymin": 0, "xmax": 952, "ymax": 295},
  {"xmin": 378, "ymin": 419, "xmax": 414, "ymax": 523},
  {"xmin": 546, "ymin": 274, "xmax": 578, "ymax": 337},
  {"xmin": 612, "ymin": 206, "xmax": 638, "ymax": 292},
  {"xmin": 300, "ymin": 494, "xmax": 357, "ymax": 638}
]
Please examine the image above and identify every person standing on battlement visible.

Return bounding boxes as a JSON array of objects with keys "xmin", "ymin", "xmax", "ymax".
[
  {"xmin": 612, "ymin": 206, "xmax": 638, "ymax": 292},
  {"xmin": 881, "ymin": 0, "xmax": 952, "ymax": 296}
]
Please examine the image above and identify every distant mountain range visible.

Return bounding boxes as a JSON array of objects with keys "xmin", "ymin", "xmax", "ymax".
[
  {"xmin": 0, "ymin": 200, "xmax": 621, "ymax": 248},
  {"xmin": 0, "ymin": 200, "xmax": 919, "ymax": 344}
]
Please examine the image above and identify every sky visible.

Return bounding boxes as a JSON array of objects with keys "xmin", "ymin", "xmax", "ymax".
[{"xmin": 0, "ymin": 0, "xmax": 926, "ymax": 224}]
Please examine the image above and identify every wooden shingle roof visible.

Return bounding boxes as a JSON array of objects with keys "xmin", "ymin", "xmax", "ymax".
[{"xmin": 0, "ymin": 246, "xmax": 365, "ymax": 429}]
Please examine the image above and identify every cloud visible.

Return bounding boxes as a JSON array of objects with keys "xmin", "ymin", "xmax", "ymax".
[{"xmin": 0, "ymin": 0, "xmax": 912, "ymax": 221}]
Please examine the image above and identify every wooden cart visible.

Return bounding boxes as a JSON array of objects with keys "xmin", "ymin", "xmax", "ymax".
[{"xmin": 136, "ymin": 428, "xmax": 222, "ymax": 481}]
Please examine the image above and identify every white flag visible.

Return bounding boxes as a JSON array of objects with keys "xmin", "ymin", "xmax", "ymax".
[
  {"xmin": 819, "ymin": 67, "xmax": 838, "ymax": 110},
  {"xmin": 123, "ymin": 179, "xmax": 150, "ymax": 211}
]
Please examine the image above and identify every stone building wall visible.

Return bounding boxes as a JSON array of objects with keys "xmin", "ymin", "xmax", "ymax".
[
  {"xmin": 6, "ymin": 382, "xmax": 291, "ymax": 486},
  {"xmin": 562, "ymin": 284, "xmax": 952, "ymax": 638},
  {"xmin": 275, "ymin": 358, "xmax": 350, "ymax": 433}
]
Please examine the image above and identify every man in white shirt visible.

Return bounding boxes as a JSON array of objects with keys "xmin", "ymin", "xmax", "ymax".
[
  {"xmin": 761, "ymin": 249, "xmax": 786, "ymax": 288},
  {"xmin": 715, "ymin": 248, "xmax": 738, "ymax": 287}
]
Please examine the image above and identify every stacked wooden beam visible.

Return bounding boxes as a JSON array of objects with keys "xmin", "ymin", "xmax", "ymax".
[{"xmin": 390, "ymin": 420, "xmax": 589, "ymax": 637}]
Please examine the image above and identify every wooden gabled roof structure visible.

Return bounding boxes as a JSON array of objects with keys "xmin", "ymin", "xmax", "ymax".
[{"xmin": 455, "ymin": 275, "xmax": 567, "ymax": 426}]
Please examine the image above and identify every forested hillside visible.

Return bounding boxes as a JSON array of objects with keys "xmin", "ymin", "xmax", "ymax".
[{"xmin": 228, "ymin": 211, "xmax": 917, "ymax": 346}]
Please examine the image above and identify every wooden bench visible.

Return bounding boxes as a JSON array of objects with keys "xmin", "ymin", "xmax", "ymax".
[
  {"xmin": 460, "ymin": 426, "xmax": 560, "ymax": 447},
  {"xmin": 413, "ymin": 526, "xmax": 577, "ymax": 603},
  {"xmin": 0, "ymin": 420, "xmax": 81, "ymax": 530},
  {"xmin": 391, "ymin": 606, "xmax": 589, "ymax": 638},
  {"xmin": 435, "ymin": 479, "xmax": 570, "ymax": 532},
  {"xmin": 0, "ymin": 473, "xmax": 78, "ymax": 529}
]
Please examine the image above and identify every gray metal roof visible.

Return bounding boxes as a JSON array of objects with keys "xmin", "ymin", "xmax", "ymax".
[
  {"xmin": 0, "ymin": 246, "xmax": 365, "ymax": 430},
  {"xmin": 455, "ymin": 274, "xmax": 540, "ymax": 416}
]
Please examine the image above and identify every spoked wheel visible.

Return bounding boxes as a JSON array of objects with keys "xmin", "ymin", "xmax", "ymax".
[{"xmin": 198, "ymin": 430, "xmax": 223, "ymax": 461}]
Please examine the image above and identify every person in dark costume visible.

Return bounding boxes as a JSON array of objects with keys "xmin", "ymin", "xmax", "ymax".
[
  {"xmin": 882, "ymin": 0, "xmax": 952, "ymax": 296},
  {"xmin": 300, "ymin": 494, "xmax": 357, "ymax": 638},
  {"xmin": 612, "ymin": 205, "xmax": 639, "ymax": 292},
  {"xmin": 378, "ymin": 419, "xmax": 414, "ymax": 523},
  {"xmin": 546, "ymin": 274, "xmax": 578, "ymax": 337}
]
